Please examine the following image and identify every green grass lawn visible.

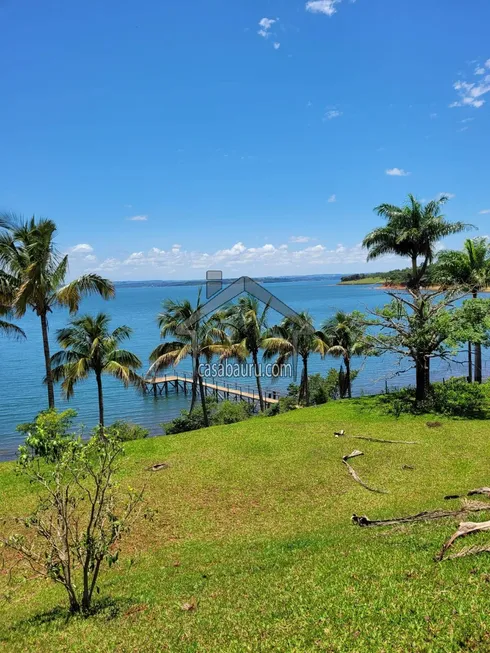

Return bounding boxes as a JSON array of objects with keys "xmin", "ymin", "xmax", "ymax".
[
  {"xmin": 338, "ymin": 277, "xmax": 385, "ymax": 285},
  {"xmin": 1, "ymin": 399, "xmax": 490, "ymax": 652}
]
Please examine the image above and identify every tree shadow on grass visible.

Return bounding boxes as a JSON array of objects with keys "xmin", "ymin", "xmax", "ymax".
[{"xmin": 6, "ymin": 596, "xmax": 136, "ymax": 637}]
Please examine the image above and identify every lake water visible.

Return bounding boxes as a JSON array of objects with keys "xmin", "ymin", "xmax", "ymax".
[{"xmin": 0, "ymin": 277, "xmax": 486, "ymax": 460}]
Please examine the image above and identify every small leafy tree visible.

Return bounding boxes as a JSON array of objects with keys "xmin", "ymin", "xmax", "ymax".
[
  {"xmin": 366, "ymin": 289, "xmax": 461, "ymax": 402},
  {"xmin": 1, "ymin": 415, "xmax": 146, "ymax": 614}
]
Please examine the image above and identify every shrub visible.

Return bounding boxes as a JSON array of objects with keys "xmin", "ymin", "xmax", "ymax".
[
  {"xmin": 107, "ymin": 420, "xmax": 149, "ymax": 441},
  {"xmin": 16, "ymin": 408, "xmax": 78, "ymax": 462},
  {"xmin": 2, "ymin": 422, "xmax": 146, "ymax": 614},
  {"xmin": 287, "ymin": 369, "xmax": 359, "ymax": 406},
  {"xmin": 430, "ymin": 378, "xmax": 488, "ymax": 418},
  {"xmin": 212, "ymin": 400, "xmax": 254, "ymax": 425},
  {"xmin": 164, "ymin": 406, "xmax": 208, "ymax": 434},
  {"xmin": 379, "ymin": 378, "xmax": 488, "ymax": 418},
  {"xmin": 164, "ymin": 400, "xmax": 253, "ymax": 434}
]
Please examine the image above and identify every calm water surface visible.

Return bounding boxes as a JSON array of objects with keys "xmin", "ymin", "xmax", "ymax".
[{"xmin": 0, "ymin": 278, "xmax": 486, "ymax": 460}]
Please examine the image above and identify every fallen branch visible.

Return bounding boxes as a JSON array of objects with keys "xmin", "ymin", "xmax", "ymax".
[
  {"xmin": 352, "ymin": 502, "xmax": 490, "ymax": 528},
  {"xmin": 436, "ymin": 520, "xmax": 490, "ymax": 561},
  {"xmin": 334, "ymin": 430, "xmax": 418, "ymax": 445},
  {"xmin": 442, "ymin": 544, "xmax": 490, "ymax": 561},
  {"xmin": 147, "ymin": 463, "xmax": 169, "ymax": 472},
  {"xmin": 444, "ymin": 487, "xmax": 490, "ymax": 500},
  {"xmin": 342, "ymin": 450, "xmax": 389, "ymax": 495}
]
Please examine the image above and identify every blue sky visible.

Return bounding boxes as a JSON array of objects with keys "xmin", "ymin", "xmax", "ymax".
[{"xmin": 1, "ymin": 0, "xmax": 489, "ymax": 280}]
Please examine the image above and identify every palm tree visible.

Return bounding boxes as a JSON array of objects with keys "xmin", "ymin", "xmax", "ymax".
[
  {"xmin": 436, "ymin": 237, "xmax": 490, "ymax": 383},
  {"xmin": 216, "ymin": 295, "xmax": 270, "ymax": 411},
  {"xmin": 263, "ymin": 312, "xmax": 326, "ymax": 405},
  {"xmin": 0, "ymin": 215, "xmax": 115, "ymax": 408},
  {"xmin": 148, "ymin": 294, "xmax": 221, "ymax": 427},
  {"xmin": 0, "ymin": 315, "xmax": 25, "ymax": 339},
  {"xmin": 320, "ymin": 311, "xmax": 370, "ymax": 399},
  {"xmin": 363, "ymin": 195, "xmax": 471, "ymax": 289},
  {"xmin": 51, "ymin": 313, "xmax": 142, "ymax": 429}
]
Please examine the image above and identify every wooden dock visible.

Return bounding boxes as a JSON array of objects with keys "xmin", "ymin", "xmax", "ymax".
[{"xmin": 143, "ymin": 374, "xmax": 280, "ymax": 406}]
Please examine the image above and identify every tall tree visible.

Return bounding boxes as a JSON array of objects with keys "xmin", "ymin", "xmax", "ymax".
[
  {"xmin": 367, "ymin": 289, "xmax": 461, "ymax": 402},
  {"xmin": 435, "ymin": 237, "xmax": 490, "ymax": 383},
  {"xmin": 51, "ymin": 313, "xmax": 142, "ymax": 429},
  {"xmin": 363, "ymin": 195, "xmax": 470, "ymax": 289},
  {"xmin": 215, "ymin": 295, "xmax": 270, "ymax": 411},
  {"xmin": 320, "ymin": 311, "xmax": 370, "ymax": 399},
  {"xmin": 148, "ymin": 294, "xmax": 221, "ymax": 427},
  {"xmin": 0, "ymin": 215, "xmax": 115, "ymax": 408},
  {"xmin": 263, "ymin": 312, "xmax": 326, "ymax": 406}
]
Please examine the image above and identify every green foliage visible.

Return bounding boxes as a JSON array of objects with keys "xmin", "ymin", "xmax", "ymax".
[
  {"xmin": 285, "ymin": 369, "xmax": 360, "ymax": 407},
  {"xmin": 362, "ymin": 194, "xmax": 470, "ymax": 288},
  {"xmin": 16, "ymin": 408, "xmax": 78, "ymax": 462},
  {"xmin": 211, "ymin": 400, "xmax": 254, "ymax": 425},
  {"xmin": 4, "ymin": 428, "xmax": 145, "ymax": 615},
  {"xmin": 379, "ymin": 378, "xmax": 488, "ymax": 418},
  {"xmin": 450, "ymin": 298, "xmax": 490, "ymax": 347},
  {"xmin": 430, "ymin": 378, "xmax": 488, "ymax": 418},
  {"xmin": 106, "ymin": 420, "xmax": 149, "ymax": 442},
  {"xmin": 164, "ymin": 399, "xmax": 253, "ymax": 434}
]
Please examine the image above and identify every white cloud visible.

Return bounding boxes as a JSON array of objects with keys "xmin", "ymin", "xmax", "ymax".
[
  {"xmin": 92, "ymin": 240, "xmax": 371, "ymax": 278},
  {"xmin": 460, "ymin": 117, "xmax": 474, "ymax": 123},
  {"xmin": 258, "ymin": 17, "xmax": 276, "ymax": 38},
  {"xmin": 450, "ymin": 66, "xmax": 490, "ymax": 108},
  {"xmin": 127, "ymin": 215, "xmax": 148, "ymax": 221},
  {"xmin": 324, "ymin": 110, "xmax": 342, "ymax": 120},
  {"xmin": 84, "ymin": 254, "xmax": 96, "ymax": 262},
  {"xmin": 69, "ymin": 243, "xmax": 94, "ymax": 254},
  {"xmin": 327, "ymin": 194, "xmax": 337, "ymax": 203},
  {"xmin": 479, "ymin": 209, "xmax": 490, "ymax": 215},
  {"xmin": 273, "ymin": 42, "xmax": 281, "ymax": 50},
  {"xmin": 306, "ymin": 0, "xmax": 341, "ymax": 16},
  {"xmin": 386, "ymin": 168, "xmax": 411, "ymax": 177}
]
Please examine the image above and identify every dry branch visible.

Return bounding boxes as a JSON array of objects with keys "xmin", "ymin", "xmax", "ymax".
[
  {"xmin": 342, "ymin": 450, "xmax": 389, "ymax": 495},
  {"xmin": 352, "ymin": 503, "xmax": 490, "ymax": 528},
  {"xmin": 436, "ymin": 520, "xmax": 490, "ymax": 561},
  {"xmin": 334, "ymin": 430, "xmax": 418, "ymax": 445},
  {"xmin": 444, "ymin": 488, "xmax": 490, "ymax": 500}
]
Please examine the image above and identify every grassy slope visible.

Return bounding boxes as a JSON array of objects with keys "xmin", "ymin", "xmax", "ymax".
[
  {"xmin": 1, "ymin": 400, "xmax": 490, "ymax": 652},
  {"xmin": 338, "ymin": 277, "xmax": 385, "ymax": 285}
]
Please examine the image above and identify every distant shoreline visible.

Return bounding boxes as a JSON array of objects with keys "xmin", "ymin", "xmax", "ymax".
[{"xmin": 113, "ymin": 274, "xmax": 343, "ymax": 289}]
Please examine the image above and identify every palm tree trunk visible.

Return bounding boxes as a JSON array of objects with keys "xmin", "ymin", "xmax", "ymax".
[
  {"xmin": 40, "ymin": 311, "xmax": 55, "ymax": 409},
  {"xmin": 95, "ymin": 372, "xmax": 104, "ymax": 431},
  {"xmin": 345, "ymin": 356, "xmax": 352, "ymax": 399},
  {"xmin": 467, "ymin": 341, "xmax": 473, "ymax": 383},
  {"xmin": 300, "ymin": 355, "xmax": 309, "ymax": 406},
  {"xmin": 197, "ymin": 372, "xmax": 209, "ymax": 427},
  {"xmin": 411, "ymin": 256, "xmax": 418, "ymax": 286},
  {"xmin": 472, "ymin": 291, "xmax": 483, "ymax": 384},
  {"xmin": 252, "ymin": 350, "xmax": 265, "ymax": 411},
  {"xmin": 189, "ymin": 355, "xmax": 199, "ymax": 413}
]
